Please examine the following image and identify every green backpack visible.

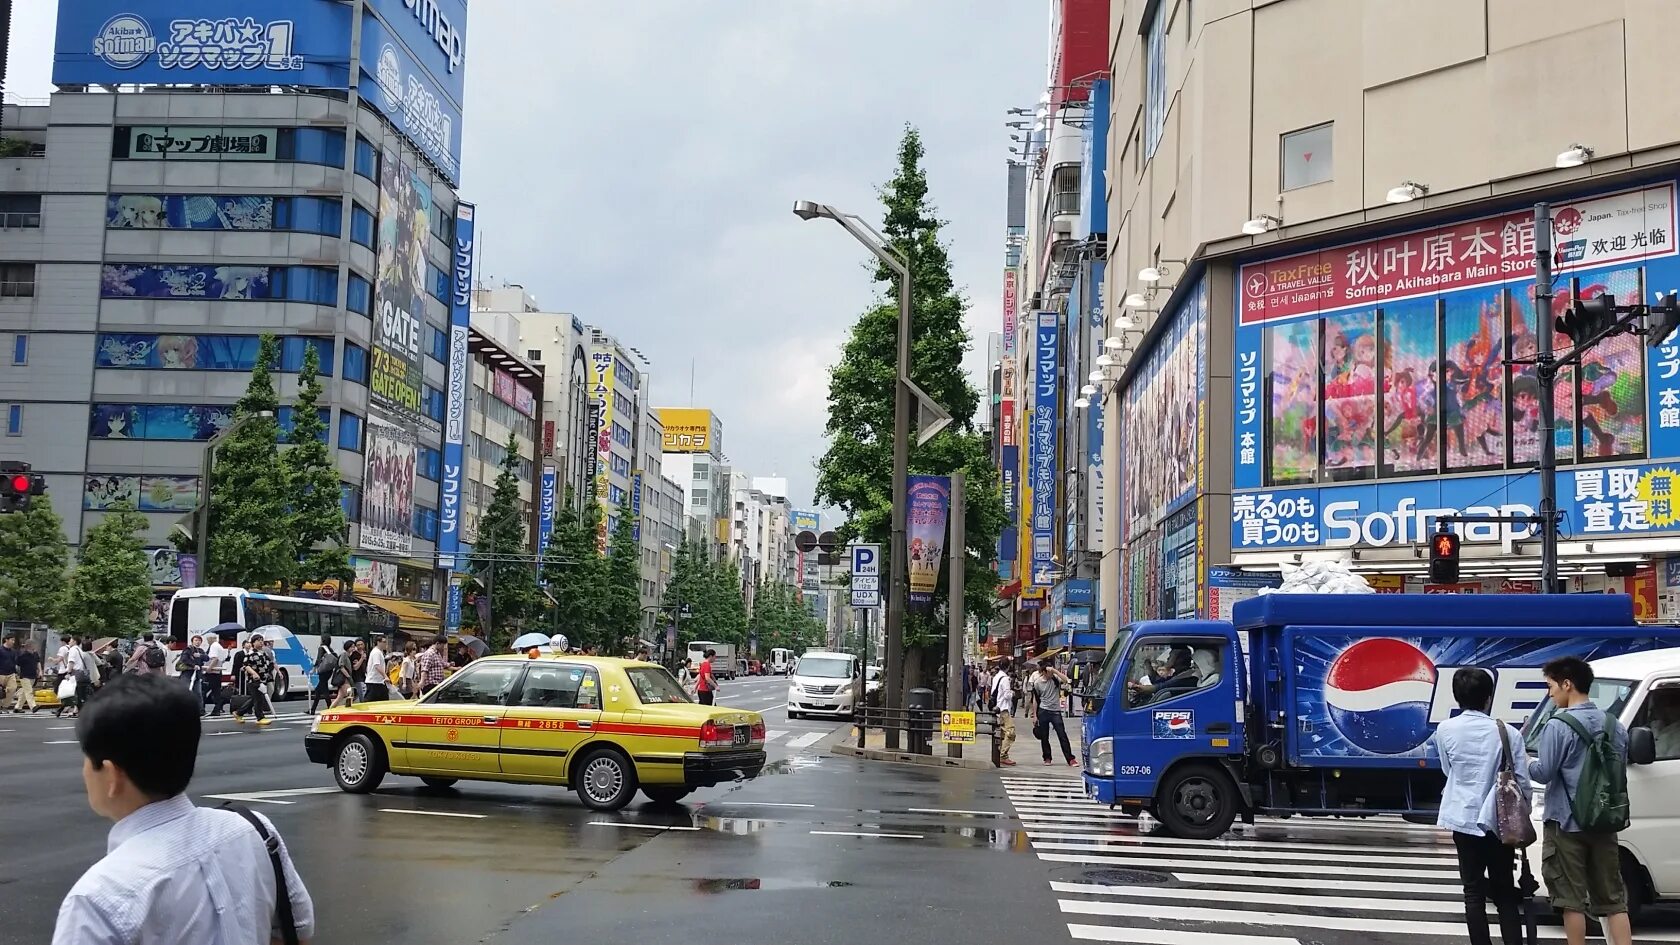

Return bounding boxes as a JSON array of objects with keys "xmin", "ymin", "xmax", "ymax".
[{"xmin": 1552, "ymin": 712, "xmax": 1631, "ymax": 833}]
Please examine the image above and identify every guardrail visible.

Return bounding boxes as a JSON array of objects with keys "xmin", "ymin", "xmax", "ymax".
[{"xmin": 854, "ymin": 704, "xmax": 1003, "ymax": 767}]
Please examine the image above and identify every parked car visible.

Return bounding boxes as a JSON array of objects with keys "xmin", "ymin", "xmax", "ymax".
[{"xmin": 747, "ymin": 659, "xmax": 763, "ymax": 676}]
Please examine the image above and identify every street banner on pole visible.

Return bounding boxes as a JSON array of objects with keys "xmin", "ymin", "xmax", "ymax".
[{"xmin": 906, "ymin": 475, "xmax": 951, "ymax": 609}]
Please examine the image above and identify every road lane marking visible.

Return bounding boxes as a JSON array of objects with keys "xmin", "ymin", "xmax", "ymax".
[
  {"xmin": 1067, "ymin": 924, "xmax": 1303, "ymax": 945},
  {"xmin": 204, "ymin": 787, "xmax": 339, "ymax": 804},
  {"xmin": 1037, "ymin": 851, "xmax": 1451, "ymax": 879},
  {"xmin": 379, "ymin": 809, "xmax": 486, "ymax": 819},
  {"xmin": 48, "ymin": 725, "xmax": 73, "ymax": 730},
  {"xmin": 759, "ymin": 704, "xmax": 787, "ymax": 712},
  {"xmin": 206, "ymin": 732, "xmax": 244, "ymax": 737},
  {"xmin": 589, "ymin": 821, "xmax": 700, "ymax": 831},
  {"xmin": 709, "ymin": 801, "xmax": 814, "ymax": 808},
  {"xmin": 763, "ymin": 730, "xmax": 787, "ymax": 742},
  {"xmin": 810, "ymin": 830, "xmax": 922, "ymax": 839},
  {"xmin": 1050, "ymin": 881, "xmax": 1458, "ymax": 915},
  {"xmin": 43, "ymin": 739, "xmax": 77, "ymax": 744},
  {"xmin": 785, "ymin": 732, "xmax": 825, "ymax": 749},
  {"xmin": 907, "ymin": 808, "xmax": 1014, "ymax": 817}
]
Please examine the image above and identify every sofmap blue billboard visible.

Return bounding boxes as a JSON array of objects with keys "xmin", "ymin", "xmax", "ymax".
[
  {"xmin": 53, "ymin": 1, "xmax": 353, "ymax": 88},
  {"xmin": 538, "ymin": 466, "xmax": 558, "ymax": 565},
  {"xmin": 1030, "ymin": 311, "xmax": 1060, "ymax": 586},
  {"xmin": 436, "ymin": 202, "xmax": 475, "ymax": 571},
  {"xmin": 359, "ymin": 0, "xmax": 466, "ymax": 184}
]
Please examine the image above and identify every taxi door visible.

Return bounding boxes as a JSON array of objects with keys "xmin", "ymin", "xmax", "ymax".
[
  {"xmin": 498, "ymin": 663, "xmax": 604, "ymax": 782},
  {"xmin": 398, "ymin": 661, "xmax": 523, "ymax": 776}
]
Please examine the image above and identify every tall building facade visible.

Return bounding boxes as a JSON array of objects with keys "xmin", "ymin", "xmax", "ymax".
[
  {"xmin": 1091, "ymin": 0, "xmax": 1680, "ymax": 635},
  {"xmin": 8, "ymin": 0, "xmax": 472, "ymax": 626}
]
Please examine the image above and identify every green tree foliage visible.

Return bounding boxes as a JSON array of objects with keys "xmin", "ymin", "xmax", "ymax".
[
  {"xmin": 708, "ymin": 558, "xmax": 750, "ymax": 647},
  {"xmin": 283, "ymin": 344, "xmax": 352, "ymax": 590},
  {"xmin": 466, "ymin": 432, "xmax": 541, "ymax": 649},
  {"xmin": 0, "ymin": 497, "xmax": 70, "ymax": 625},
  {"xmin": 67, "ymin": 502, "xmax": 153, "ymax": 638},
  {"xmin": 542, "ymin": 485, "xmax": 603, "ymax": 651},
  {"xmin": 206, "ymin": 333, "xmax": 293, "ymax": 588},
  {"xmin": 599, "ymin": 497, "xmax": 642, "ymax": 655},
  {"xmin": 664, "ymin": 540, "xmax": 749, "ymax": 649},
  {"xmin": 814, "ymin": 127, "xmax": 1005, "ymax": 674},
  {"xmin": 749, "ymin": 579, "xmax": 826, "ymax": 653}
]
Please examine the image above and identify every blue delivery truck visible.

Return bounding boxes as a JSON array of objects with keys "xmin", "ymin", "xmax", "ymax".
[{"xmin": 1079, "ymin": 593, "xmax": 1680, "ymax": 839}]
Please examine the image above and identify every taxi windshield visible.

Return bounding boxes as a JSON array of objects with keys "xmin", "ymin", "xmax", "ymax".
[{"xmin": 626, "ymin": 667, "xmax": 691, "ymax": 705}]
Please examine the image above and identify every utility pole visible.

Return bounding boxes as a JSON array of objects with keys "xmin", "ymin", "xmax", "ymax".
[
  {"xmin": 1533, "ymin": 203, "xmax": 1560, "ymax": 594},
  {"xmin": 945, "ymin": 470, "xmax": 966, "ymax": 760}
]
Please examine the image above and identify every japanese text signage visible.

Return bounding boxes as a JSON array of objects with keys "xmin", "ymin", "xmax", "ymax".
[
  {"xmin": 122, "ymin": 126, "xmax": 277, "ymax": 160},
  {"xmin": 1002, "ymin": 269, "xmax": 1018, "ymax": 357},
  {"xmin": 1030, "ymin": 312, "xmax": 1060, "ymax": 586},
  {"xmin": 358, "ymin": 0, "xmax": 468, "ymax": 184},
  {"xmin": 54, "ymin": 2, "xmax": 353, "ymax": 88},
  {"xmin": 436, "ymin": 202, "xmax": 474, "ymax": 570},
  {"xmin": 657, "ymin": 408, "xmax": 716, "ymax": 454},
  {"xmin": 850, "ymin": 544, "xmax": 881, "ymax": 608}
]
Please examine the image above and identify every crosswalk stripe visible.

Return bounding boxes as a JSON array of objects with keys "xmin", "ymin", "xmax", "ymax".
[
  {"xmin": 1037, "ymin": 851, "xmax": 1453, "ymax": 879},
  {"xmin": 1150, "ymin": 870, "xmax": 1463, "ymax": 895},
  {"xmin": 1067, "ymin": 923, "xmax": 1303, "ymax": 945},
  {"xmin": 763, "ymin": 730, "xmax": 788, "ymax": 742},
  {"xmin": 785, "ymin": 732, "xmax": 825, "ymax": 749},
  {"xmin": 1010, "ymin": 806, "xmax": 1135, "ymax": 819},
  {"xmin": 1051, "ymin": 882, "xmax": 1462, "ymax": 914},
  {"xmin": 1024, "ymin": 830, "xmax": 1455, "ymax": 858},
  {"xmin": 1031, "ymin": 839, "xmax": 1454, "ymax": 868}
]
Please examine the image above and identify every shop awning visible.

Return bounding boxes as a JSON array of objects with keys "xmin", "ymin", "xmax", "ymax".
[
  {"xmin": 997, "ymin": 579, "xmax": 1022, "ymax": 600},
  {"xmin": 358, "ymin": 595, "xmax": 441, "ymax": 633}
]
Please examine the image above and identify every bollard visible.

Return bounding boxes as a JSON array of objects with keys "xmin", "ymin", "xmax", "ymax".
[{"xmin": 907, "ymin": 687, "xmax": 936, "ymax": 755}]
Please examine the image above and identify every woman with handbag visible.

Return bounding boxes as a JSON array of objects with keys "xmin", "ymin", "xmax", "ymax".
[{"xmin": 1433, "ymin": 667, "xmax": 1533, "ymax": 945}]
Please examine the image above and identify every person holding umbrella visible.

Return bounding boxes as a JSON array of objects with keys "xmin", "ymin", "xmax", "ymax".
[{"xmin": 513, "ymin": 632, "xmax": 550, "ymax": 660}]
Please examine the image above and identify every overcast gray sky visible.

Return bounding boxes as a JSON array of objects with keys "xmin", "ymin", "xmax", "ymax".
[{"xmin": 10, "ymin": 1, "xmax": 1045, "ymax": 516}]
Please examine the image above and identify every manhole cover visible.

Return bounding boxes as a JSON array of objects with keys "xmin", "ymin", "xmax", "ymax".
[{"xmin": 1081, "ymin": 868, "xmax": 1171, "ymax": 886}]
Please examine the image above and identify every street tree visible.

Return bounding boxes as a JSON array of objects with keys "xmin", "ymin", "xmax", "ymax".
[
  {"xmin": 67, "ymin": 502, "xmax": 154, "ymax": 639},
  {"xmin": 707, "ymin": 557, "xmax": 750, "ymax": 648},
  {"xmin": 599, "ymin": 496, "xmax": 641, "ymax": 655},
  {"xmin": 814, "ymin": 126, "xmax": 1005, "ymax": 689},
  {"xmin": 465, "ymin": 432, "xmax": 540, "ymax": 649},
  {"xmin": 282, "ymin": 344, "xmax": 352, "ymax": 591},
  {"xmin": 661, "ymin": 537, "xmax": 704, "ymax": 646},
  {"xmin": 0, "ymin": 496, "xmax": 70, "ymax": 626},
  {"xmin": 542, "ymin": 485, "xmax": 603, "ymax": 651},
  {"xmin": 206, "ymin": 333, "xmax": 293, "ymax": 589}
]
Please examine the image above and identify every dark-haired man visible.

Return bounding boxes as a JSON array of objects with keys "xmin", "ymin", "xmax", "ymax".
[
  {"xmin": 1529, "ymin": 655, "xmax": 1632, "ymax": 945},
  {"xmin": 52, "ymin": 673, "xmax": 314, "ymax": 944}
]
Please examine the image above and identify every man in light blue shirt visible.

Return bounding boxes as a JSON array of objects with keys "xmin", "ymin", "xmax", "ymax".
[
  {"xmin": 53, "ymin": 673, "xmax": 315, "ymax": 945},
  {"xmin": 1432, "ymin": 667, "xmax": 1529, "ymax": 945}
]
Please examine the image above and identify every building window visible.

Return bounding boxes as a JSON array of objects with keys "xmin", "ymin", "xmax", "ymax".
[
  {"xmin": 428, "ymin": 325, "xmax": 448, "ymax": 363},
  {"xmin": 526, "ymin": 349, "xmax": 542, "ymax": 362},
  {"xmin": 1144, "ymin": 6, "xmax": 1167, "ymax": 158},
  {"xmin": 350, "ymin": 204, "xmax": 376, "ymax": 248},
  {"xmin": 342, "ymin": 343, "xmax": 369, "ymax": 384},
  {"xmin": 427, "ymin": 263, "xmax": 449, "ymax": 302},
  {"xmin": 419, "ymin": 447, "xmax": 442, "ymax": 481},
  {"xmin": 5, "ymin": 404, "xmax": 20, "ymax": 436},
  {"xmin": 423, "ymin": 385, "xmax": 446, "ymax": 422},
  {"xmin": 338, "ymin": 411, "xmax": 363, "ymax": 452},
  {"xmin": 413, "ymin": 505, "xmax": 439, "ymax": 541},
  {"xmin": 94, "ymin": 333, "xmax": 332, "ymax": 373},
  {"xmin": 354, "ymin": 136, "xmax": 379, "ymax": 180},
  {"xmin": 1051, "ymin": 164, "xmax": 1081, "ymax": 215},
  {"xmin": 277, "ymin": 407, "xmax": 330, "ymax": 442},
  {"xmin": 11, "ymin": 334, "xmax": 26, "ymax": 366},
  {"xmin": 98, "ymin": 264, "xmax": 337, "ymax": 304},
  {"xmin": 1280, "ymin": 123, "xmax": 1333, "ymax": 191},
  {"xmin": 341, "ymin": 483, "xmax": 360, "ymax": 521},
  {"xmin": 0, "ymin": 263, "xmax": 34, "ymax": 298},
  {"xmin": 347, "ymin": 274, "xmax": 372, "ymax": 316},
  {"xmin": 429, "ymin": 201, "xmax": 452, "ymax": 244},
  {"xmin": 0, "ymin": 195, "xmax": 41, "ymax": 229}
]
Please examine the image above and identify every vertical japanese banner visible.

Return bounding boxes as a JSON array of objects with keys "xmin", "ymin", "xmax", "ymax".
[
  {"xmin": 631, "ymin": 471, "xmax": 643, "ymax": 543},
  {"xmin": 1085, "ymin": 261, "xmax": 1106, "ymax": 555},
  {"xmin": 1191, "ymin": 281, "xmax": 1209, "ymax": 617},
  {"xmin": 438, "ymin": 201, "xmax": 475, "ymax": 573},
  {"xmin": 999, "ymin": 268, "xmax": 1019, "ymax": 582},
  {"xmin": 537, "ymin": 466, "xmax": 557, "ymax": 567},
  {"xmin": 1031, "ymin": 311, "xmax": 1060, "ymax": 586},
  {"xmin": 906, "ymin": 475, "xmax": 951, "ymax": 609}
]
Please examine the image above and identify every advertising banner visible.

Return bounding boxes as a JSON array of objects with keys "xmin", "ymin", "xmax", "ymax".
[
  {"xmin": 369, "ymin": 152, "xmax": 429, "ymax": 422},
  {"xmin": 176, "ymin": 552, "xmax": 198, "ymax": 590},
  {"xmin": 1206, "ymin": 567, "xmax": 1281, "ymax": 622},
  {"xmin": 542, "ymin": 420, "xmax": 556, "ymax": 457},
  {"xmin": 631, "ymin": 472, "xmax": 643, "ymax": 543},
  {"xmin": 1085, "ymin": 260, "xmax": 1107, "ymax": 554},
  {"xmin": 1002, "ymin": 269, "xmax": 1018, "ymax": 357},
  {"xmin": 101, "ymin": 264, "xmax": 270, "ymax": 300},
  {"xmin": 357, "ymin": 3, "xmax": 465, "ymax": 184},
  {"xmin": 538, "ymin": 466, "xmax": 557, "ymax": 565},
  {"xmin": 119, "ymin": 126, "xmax": 278, "ymax": 161},
  {"xmin": 492, "ymin": 369, "xmax": 516, "ymax": 405},
  {"xmin": 1030, "ymin": 312, "xmax": 1060, "ymax": 586},
  {"xmin": 907, "ymin": 476, "xmax": 951, "ymax": 609},
  {"xmin": 437, "ymin": 202, "xmax": 474, "ymax": 570},
  {"xmin": 54, "ymin": 2, "xmax": 352, "ymax": 88},
  {"xmin": 514, "ymin": 384, "xmax": 536, "ymax": 418},
  {"xmin": 658, "ymin": 408, "xmax": 715, "ymax": 453},
  {"xmin": 84, "ymin": 474, "xmax": 198, "ymax": 512},
  {"xmin": 360, "ymin": 415, "xmax": 417, "ymax": 555},
  {"xmin": 109, "ymin": 194, "xmax": 273, "ymax": 229},
  {"xmin": 590, "ymin": 348, "xmax": 617, "ymax": 498},
  {"xmin": 1122, "ymin": 281, "xmax": 1204, "ymax": 542},
  {"xmin": 445, "ymin": 582, "xmax": 462, "ymax": 634}
]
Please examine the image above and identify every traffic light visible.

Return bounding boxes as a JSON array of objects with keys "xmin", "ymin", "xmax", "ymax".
[
  {"xmin": 1649, "ymin": 291, "xmax": 1680, "ymax": 349},
  {"xmin": 0, "ymin": 462, "xmax": 47, "ymax": 513},
  {"xmin": 1555, "ymin": 290, "xmax": 1618, "ymax": 347},
  {"xmin": 1429, "ymin": 528, "xmax": 1461, "ymax": 584}
]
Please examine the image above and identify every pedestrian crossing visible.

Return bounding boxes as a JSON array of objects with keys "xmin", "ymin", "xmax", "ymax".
[{"xmin": 1001, "ymin": 776, "xmax": 1678, "ymax": 945}]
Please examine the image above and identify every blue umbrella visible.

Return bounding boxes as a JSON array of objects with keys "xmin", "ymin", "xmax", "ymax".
[
  {"xmin": 512, "ymin": 632, "xmax": 549, "ymax": 651},
  {"xmin": 208, "ymin": 622, "xmax": 244, "ymax": 640}
]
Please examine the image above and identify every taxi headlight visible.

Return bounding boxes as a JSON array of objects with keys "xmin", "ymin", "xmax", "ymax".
[
  {"xmin": 1089, "ymin": 737, "xmax": 1114, "ymax": 777},
  {"xmin": 309, "ymin": 714, "xmax": 323, "ymax": 734}
]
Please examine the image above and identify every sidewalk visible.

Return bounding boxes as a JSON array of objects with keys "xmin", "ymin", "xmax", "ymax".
[
  {"xmin": 1000, "ymin": 707, "xmax": 1086, "ymax": 773},
  {"xmin": 829, "ymin": 707, "xmax": 1087, "ymax": 772}
]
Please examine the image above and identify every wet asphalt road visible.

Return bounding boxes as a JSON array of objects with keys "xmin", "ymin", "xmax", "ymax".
[{"xmin": 1, "ymin": 675, "xmax": 1055, "ymax": 945}]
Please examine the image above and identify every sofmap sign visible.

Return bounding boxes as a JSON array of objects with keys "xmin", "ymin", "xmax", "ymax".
[
  {"xmin": 538, "ymin": 467, "xmax": 557, "ymax": 564},
  {"xmin": 1231, "ymin": 460, "xmax": 1680, "ymax": 550},
  {"xmin": 1030, "ymin": 312, "xmax": 1060, "ymax": 586},
  {"xmin": 54, "ymin": 1, "xmax": 352, "ymax": 88},
  {"xmin": 436, "ymin": 202, "xmax": 474, "ymax": 571},
  {"xmin": 358, "ymin": 10, "xmax": 463, "ymax": 184}
]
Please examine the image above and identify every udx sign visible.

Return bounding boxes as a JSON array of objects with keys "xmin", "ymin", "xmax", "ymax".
[{"xmin": 850, "ymin": 544, "xmax": 881, "ymax": 608}]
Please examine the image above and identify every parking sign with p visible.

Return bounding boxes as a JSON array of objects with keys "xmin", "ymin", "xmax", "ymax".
[{"xmin": 850, "ymin": 543, "xmax": 881, "ymax": 608}]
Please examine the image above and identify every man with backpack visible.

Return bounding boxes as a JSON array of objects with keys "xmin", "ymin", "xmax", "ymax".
[{"xmin": 1529, "ymin": 655, "xmax": 1633, "ymax": 945}]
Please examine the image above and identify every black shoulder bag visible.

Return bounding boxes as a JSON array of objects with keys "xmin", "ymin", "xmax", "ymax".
[{"xmin": 222, "ymin": 803, "xmax": 301, "ymax": 945}]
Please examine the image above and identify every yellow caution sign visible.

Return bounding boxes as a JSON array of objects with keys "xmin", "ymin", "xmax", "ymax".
[{"xmin": 940, "ymin": 710, "xmax": 976, "ymax": 744}]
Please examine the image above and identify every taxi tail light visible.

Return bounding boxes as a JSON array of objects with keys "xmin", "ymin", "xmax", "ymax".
[
  {"xmin": 751, "ymin": 721, "xmax": 766, "ymax": 743},
  {"xmin": 698, "ymin": 719, "xmax": 733, "ymax": 748}
]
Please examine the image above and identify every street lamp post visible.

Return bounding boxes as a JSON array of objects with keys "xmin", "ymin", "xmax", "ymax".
[
  {"xmin": 196, "ymin": 409, "xmax": 276, "ymax": 572},
  {"xmin": 794, "ymin": 200, "xmax": 911, "ymax": 747}
]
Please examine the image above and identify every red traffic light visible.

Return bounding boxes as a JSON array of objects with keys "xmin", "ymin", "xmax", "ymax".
[
  {"xmin": 9, "ymin": 475, "xmax": 28, "ymax": 494},
  {"xmin": 1431, "ymin": 533, "xmax": 1458, "ymax": 558},
  {"xmin": 1429, "ymin": 530, "xmax": 1461, "ymax": 583}
]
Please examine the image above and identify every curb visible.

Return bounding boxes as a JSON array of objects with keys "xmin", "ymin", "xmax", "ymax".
[{"xmin": 830, "ymin": 743, "xmax": 996, "ymax": 770}]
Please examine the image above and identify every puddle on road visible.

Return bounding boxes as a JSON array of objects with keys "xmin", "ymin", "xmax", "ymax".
[
  {"xmin": 693, "ymin": 878, "xmax": 855, "ymax": 893},
  {"xmin": 696, "ymin": 816, "xmax": 779, "ymax": 835}
]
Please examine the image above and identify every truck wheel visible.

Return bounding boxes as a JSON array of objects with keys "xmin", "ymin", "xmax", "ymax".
[{"xmin": 1154, "ymin": 764, "xmax": 1238, "ymax": 840}]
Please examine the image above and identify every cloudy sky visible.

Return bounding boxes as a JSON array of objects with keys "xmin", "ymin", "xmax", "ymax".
[{"xmin": 10, "ymin": 1, "xmax": 1046, "ymax": 516}]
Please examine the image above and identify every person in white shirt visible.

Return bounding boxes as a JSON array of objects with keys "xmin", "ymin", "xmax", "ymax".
[
  {"xmin": 202, "ymin": 635, "xmax": 229, "ymax": 717},
  {"xmin": 991, "ymin": 659, "xmax": 1017, "ymax": 766},
  {"xmin": 363, "ymin": 636, "xmax": 391, "ymax": 702},
  {"xmin": 53, "ymin": 673, "xmax": 315, "ymax": 945}
]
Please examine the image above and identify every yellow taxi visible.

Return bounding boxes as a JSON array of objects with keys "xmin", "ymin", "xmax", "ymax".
[{"xmin": 304, "ymin": 654, "xmax": 766, "ymax": 811}]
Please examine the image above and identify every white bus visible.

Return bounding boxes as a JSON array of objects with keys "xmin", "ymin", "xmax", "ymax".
[{"xmin": 167, "ymin": 587, "xmax": 376, "ymax": 700}]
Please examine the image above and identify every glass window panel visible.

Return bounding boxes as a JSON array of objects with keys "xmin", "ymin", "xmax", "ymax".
[
  {"xmin": 1322, "ymin": 309, "xmax": 1378, "ymax": 479},
  {"xmin": 1380, "ymin": 299, "xmax": 1440, "ymax": 476},
  {"xmin": 1266, "ymin": 320, "xmax": 1317, "ymax": 485}
]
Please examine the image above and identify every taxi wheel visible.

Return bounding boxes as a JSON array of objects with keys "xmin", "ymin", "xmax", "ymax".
[
  {"xmin": 643, "ymin": 786, "xmax": 691, "ymax": 806},
  {"xmin": 575, "ymin": 748, "xmax": 638, "ymax": 811},
  {"xmin": 334, "ymin": 733, "xmax": 387, "ymax": 794}
]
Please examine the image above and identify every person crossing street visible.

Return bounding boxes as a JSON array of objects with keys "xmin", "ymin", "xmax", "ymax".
[
  {"xmin": 991, "ymin": 659, "xmax": 1017, "ymax": 766},
  {"xmin": 416, "ymin": 636, "xmax": 450, "ymax": 696},
  {"xmin": 232, "ymin": 635, "xmax": 275, "ymax": 726},
  {"xmin": 1029, "ymin": 658, "xmax": 1077, "ymax": 767},
  {"xmin": 363, "ymin": 636, "xmax": 390, "ymax": 703},
  {"xmin": 0, "ymin": 635, "xmax": 18, "ymax": 709},
  {"xmin": 13, "ymin": 639, "xmax": 40, "ymax": 713}
]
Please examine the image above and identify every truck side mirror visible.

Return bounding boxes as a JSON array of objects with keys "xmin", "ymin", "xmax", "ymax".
[{"xmin": 1629, "ymin": 726, "xmax": 1657, "ymax": 766}]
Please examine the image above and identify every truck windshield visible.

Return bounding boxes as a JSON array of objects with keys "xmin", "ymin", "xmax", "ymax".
[
  {"xmin": 1088, "ymin": 629, "xmax": 1135, "ymax": 695},
  {"xmin": 1522, "ymin": 676, "xmax": 1637, "ymax": 749}
]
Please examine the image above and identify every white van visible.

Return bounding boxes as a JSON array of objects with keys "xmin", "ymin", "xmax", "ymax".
[
  {"xmin": 786, "ymin": 650, "xmax": 860, "ymax": 720},
  {"xmin": 1523, "ymin": 648, "xmax": 1680, "ymax": 919},
  {"xmin": 769, "ymin": 647, "xmax": 794, "ymax": 676}
]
